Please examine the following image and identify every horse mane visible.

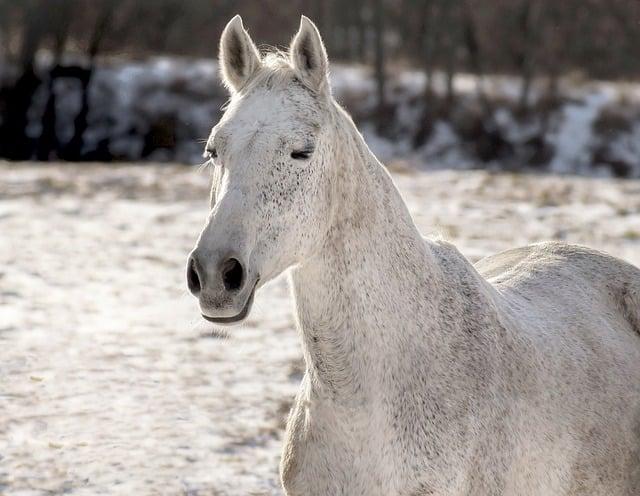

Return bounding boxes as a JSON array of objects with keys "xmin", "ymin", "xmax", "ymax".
[{"xmin": 241, "ymin": 49, "xmax": 298, "ymax": 93}]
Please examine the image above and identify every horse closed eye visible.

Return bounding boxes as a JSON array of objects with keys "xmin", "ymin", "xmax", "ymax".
[{"xmin": 291, "ymin": 149, "xmax": 313, "ymax": 160}]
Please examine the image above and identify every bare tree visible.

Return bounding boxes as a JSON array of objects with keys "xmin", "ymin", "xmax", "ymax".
[
  {"xmin": 36, "ymin": 0, "xmax": 75, "ymax": 160},
  {"xmin": 0, "ymin": 0, "xmax": 48, "ymax": 160},
  {"xmin": 372, "ymin": 0, "xmax": 386, "ymax": 131},
  {"xmin": 504, "ymin": 0, "xmax": 539, "ymax": 111},
  {"xmin": 63, "ymin": 0, "xmax": 122, "ymax": 160}
]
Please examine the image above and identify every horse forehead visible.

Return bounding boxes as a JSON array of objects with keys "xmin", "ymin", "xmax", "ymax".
[
  {"xmin": 220, "ymin": 121, "xmax": 288, "ymax": 155},
  {"xmin": 225, "ymin": 113, "xmax": 291, "ymax": 137},
  {"xmin": 224, "ymin": 104, "xmax": 317, "ymax": 148},
  {"xmin": 234, "ymin": 80, "xmax": 319, "ymax": 120}
]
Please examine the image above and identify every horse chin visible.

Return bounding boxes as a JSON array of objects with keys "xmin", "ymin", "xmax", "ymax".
[{"xmin": 201, "ymin": 278, "xmax": 259, "ymax": 327}]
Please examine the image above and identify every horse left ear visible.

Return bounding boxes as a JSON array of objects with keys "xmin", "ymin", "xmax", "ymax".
[{"xmin": 290, "ymin": 16, "xmax": 330, "ymax": 94}]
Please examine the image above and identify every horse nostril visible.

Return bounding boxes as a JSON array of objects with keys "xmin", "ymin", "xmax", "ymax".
[
  {"xmin": 187, "ymin": 257, "xmax": 202, "ymax": 295},
  {"xmin": 221, "ymin": 258, "xmax": 244, "ymax": 292}
]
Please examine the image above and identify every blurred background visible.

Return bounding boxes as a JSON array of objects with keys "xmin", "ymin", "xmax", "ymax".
[
  {"xmin": 2, "ymin": 2, "xmax": 640, "ymax": 495},
  {"xmin": 1, "ymin": 0, "xmax": 640, "ymax": 174}
]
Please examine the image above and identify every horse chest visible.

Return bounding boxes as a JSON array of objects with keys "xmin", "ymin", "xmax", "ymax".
[{"xmin": 280, "ymin": 382, "xmax": 447, "ymax": 496}]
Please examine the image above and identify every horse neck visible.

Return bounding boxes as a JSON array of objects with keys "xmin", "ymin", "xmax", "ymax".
[{"xmin": 290, "ymin": 104, "xmax": 446, "ymax": 401}]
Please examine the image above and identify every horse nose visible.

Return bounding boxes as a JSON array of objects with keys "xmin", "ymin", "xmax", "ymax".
[
  {"xmin": 220, "ymin": 257, "xmax": 245, "ymax": 292},
  {"xmin": 187, "ymin": 252, "xmax": 246, "ymax": 297},
  {"xmin": 187, "ymin": 255, "xmax": 202, "ymax": 296}
]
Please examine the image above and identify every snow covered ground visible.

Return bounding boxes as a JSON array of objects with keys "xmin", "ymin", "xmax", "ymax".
[{"xmin": 1, "ymin": 162, "xmax": 639, "ymax": 495}]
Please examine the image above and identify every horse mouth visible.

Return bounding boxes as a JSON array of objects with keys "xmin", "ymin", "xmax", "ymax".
[{"xmin": 201, "ymin": 279, "xmax": 259, "ymax": 325}]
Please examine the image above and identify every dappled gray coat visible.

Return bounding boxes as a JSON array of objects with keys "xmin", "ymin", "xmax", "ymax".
[{"xmin": 188, "ymin": 15, "xmax": 640, "ymax": 496}]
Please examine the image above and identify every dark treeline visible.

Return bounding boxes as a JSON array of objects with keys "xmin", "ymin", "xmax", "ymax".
[
  {"xmin": 0, "ymin": 0, "xmax": 639, "ymax": 162},
  {"xmin": 3, "ymin": 0, "xmax": 639, "ymax": 77}
]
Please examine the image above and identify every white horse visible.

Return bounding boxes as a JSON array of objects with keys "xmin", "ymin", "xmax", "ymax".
[{"xmin": 187, "ymin": 15, "xmax": 640, "ymax": 496}]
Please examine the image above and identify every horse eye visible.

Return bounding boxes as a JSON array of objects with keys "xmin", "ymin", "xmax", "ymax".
[
  {"xmin": 291, "ymin": 149, "xmax": 313, "ymax": 160},
  {"xmin": 205, "ymin": 148, "xmax": 218, "ymax": 160}
]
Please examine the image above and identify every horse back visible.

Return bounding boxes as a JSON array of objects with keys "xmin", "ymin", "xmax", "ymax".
[{"xmin": 476, "ymin": 241, "xmax": 640, "ymax": 339}]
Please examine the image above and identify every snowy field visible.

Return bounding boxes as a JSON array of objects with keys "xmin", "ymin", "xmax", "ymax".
[{"xmin": 1, "ymin": 162, "xmax": 639, "ymax": 495}]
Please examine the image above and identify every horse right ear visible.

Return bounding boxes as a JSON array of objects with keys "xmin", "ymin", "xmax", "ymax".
[
  {"xmin": 290, "ymin": 16, "xmax": 330, "ymax": 94},
  {"xmin": 219, "ymin": 15, "xmax": 261, "ymax": 93}
]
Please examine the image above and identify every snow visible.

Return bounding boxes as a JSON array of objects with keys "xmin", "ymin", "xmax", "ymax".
[
  {"xmin": 548, "ymin": 85, "xmax": 613, "ymax": 174},
  {"xmin": 417, "ymin": 120, "xmax": 474, "ymax": 169},
  {"xmin": 1, "ymin": 162, "xmax": 639, "ymax": 495}
]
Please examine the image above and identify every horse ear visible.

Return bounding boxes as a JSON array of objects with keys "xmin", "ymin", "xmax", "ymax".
[
  {"xmin": 290, "ymin": 16, "xmax": 330, "ymax": 93},
  {"xmin": 219, "ymin": 15, "xmax": 261, "ymax": 92}
]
